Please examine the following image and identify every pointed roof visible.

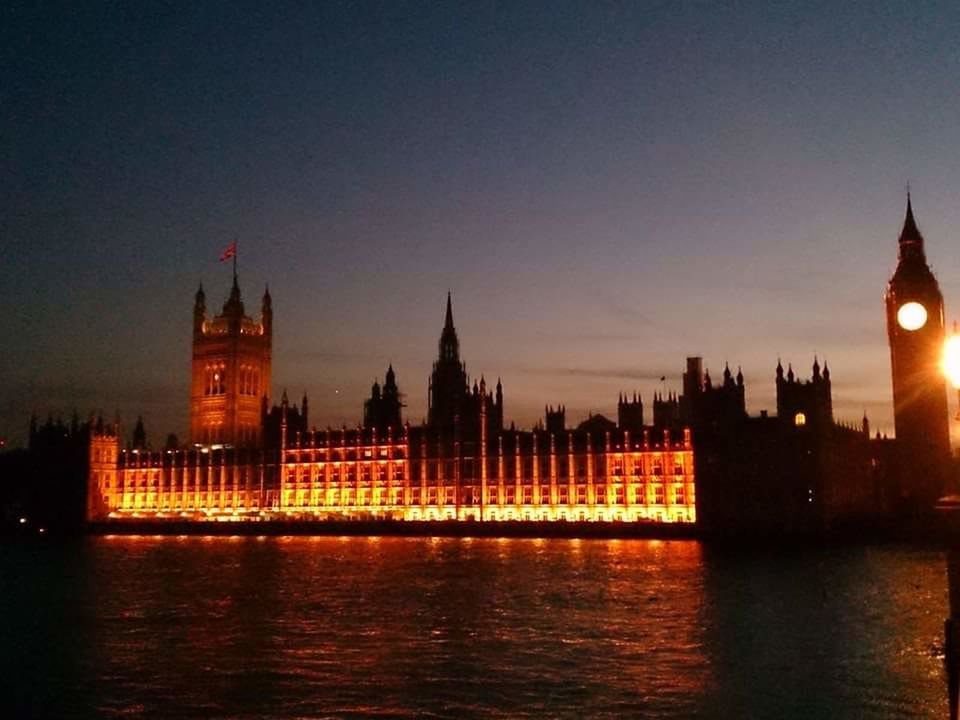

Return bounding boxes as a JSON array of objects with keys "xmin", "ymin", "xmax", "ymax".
[
  {"xmin": 437, "ymin": 291, "xmax": 460, "ymax": 362},
  {"xmin": 899, "ymin": 192, "xmax": 924, "ymax": 247},
  {"xmin": 894, "ymin": 192, "xmax": 932, "ymax": 270},
  {"xmin": 222, "ymin": 273, "xmax": 245, "ymax": 316}
]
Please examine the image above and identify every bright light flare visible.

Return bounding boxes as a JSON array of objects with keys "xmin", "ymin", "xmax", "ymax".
[{"xmin": 944, "ymin": 331, "xmax": 960, "ymax": 389}]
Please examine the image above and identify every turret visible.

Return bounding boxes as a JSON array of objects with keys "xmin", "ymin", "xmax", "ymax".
[
  {"xmin": 723, "ymin": 362, "xmax": 733, "ymax": 387},
  {"xmin": 194, "ymin": 283, "xmax": 206, "ymax": 335},
  {"xmin": 191, "ymin": 275, "xmax": 272, "ymax": 446},
  {"xmin": 132, "ymin": 416, "xmax": 147, "ymax": 450},
  {"xmin": 262, "ymin": 285, "xmax": 272, "ymax": 337}
]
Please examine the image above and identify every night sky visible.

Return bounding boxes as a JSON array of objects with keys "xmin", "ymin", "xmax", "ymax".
[{"xmin": 4, "ymin": 1, "xmax": 960, "ymax": 447}]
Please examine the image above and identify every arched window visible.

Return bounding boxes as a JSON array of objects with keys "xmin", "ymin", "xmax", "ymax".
[{"xmin": 794, "ymin": 412, "xmax": 806, "ymax": 427}]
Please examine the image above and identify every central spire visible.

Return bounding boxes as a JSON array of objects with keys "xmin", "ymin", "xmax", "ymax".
[
  {"xmin": 223, "ymin": 273, "xmax": 244, "ymax": 317},
  {"xmin": 438, "ymin": 292, "xmax": 459, "ymax": 363}
]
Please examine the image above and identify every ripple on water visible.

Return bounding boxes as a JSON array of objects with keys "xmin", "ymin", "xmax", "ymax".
[{"xmin": 0, "ymin": 538, "xmax": 949, "ymax": 719}]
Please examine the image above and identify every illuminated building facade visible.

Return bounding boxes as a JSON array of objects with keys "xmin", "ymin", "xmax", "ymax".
[
  {"xmin": 86, "ymin": 292, "xmax": 696, "ymax": 524},
  {"xmin": 86, "ymin": 423, "xmax": 695, "ymax": 524},
  {"xmin": 190, "ymin": 275, "xmax": 272, "ymax": 446},
  {"xmin": 276, "ymin": 425, "xmax": 694, "ymax": 523}
]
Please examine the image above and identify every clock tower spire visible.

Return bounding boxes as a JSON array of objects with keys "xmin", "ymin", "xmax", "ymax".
[{"xmin": 885, "ymin": 193, "xmax": 950, "ymax": 506}]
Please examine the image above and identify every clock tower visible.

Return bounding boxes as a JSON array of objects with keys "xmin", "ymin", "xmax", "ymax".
[{"xmin": 885, "ymin": 194, "xmax": 951, "ymax": 503}]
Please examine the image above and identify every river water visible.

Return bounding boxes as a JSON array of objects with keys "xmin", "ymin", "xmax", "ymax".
[{"xmin": 0, "ymin": 536, "xmax": 949, "ymax": 718}]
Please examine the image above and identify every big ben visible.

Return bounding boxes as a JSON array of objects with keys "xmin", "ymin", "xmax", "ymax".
[{"xmin": 885, "ymin": 194, "xmax": 951, "ymax": 503}]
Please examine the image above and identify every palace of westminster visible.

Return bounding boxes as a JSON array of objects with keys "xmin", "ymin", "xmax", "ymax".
[{"xmin": 80, "ymin": 197, "xmax": 954, "ymax": 531}]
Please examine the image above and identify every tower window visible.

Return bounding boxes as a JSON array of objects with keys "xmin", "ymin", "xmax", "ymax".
[{"xmin": 794, "ymin": 412, "xmax": 806, "ymax": 427}]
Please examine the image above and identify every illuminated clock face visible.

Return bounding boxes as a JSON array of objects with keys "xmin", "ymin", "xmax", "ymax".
[{"xmin": 897, "ymin": 302, "xmax": 928, "ymax": 331}]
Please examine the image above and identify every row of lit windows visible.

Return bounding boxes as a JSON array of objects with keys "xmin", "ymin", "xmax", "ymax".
[
  {"xmin": 404, "ymin": 458, "xmax": 687, "ymax": 480},
  {"xmin": 91, "ymin": 446, "xmax": 116, "ymax": 464},
  {"xmin": 286, "ymin": 446, "xmax": 406, "ymax": 463},
  {"xmin": 284, "ymin": 476, "xmax": 686, "ymax": 493},
  {"xmin": 282, "ymin": 485, "xmax": 692, "ymax": 508},
  {"xmin": 285, "ymin": 452, "xmax": 685, "ymax": 474},
  {"xmin": 202, "ymin": 365, "xmax": 262, "ymax": 398},
  {"xmin": 285, "ymin": 470, "xmax": 690, "ymax": 487},
  {"xmin": 287, "ymin": 465, "xmax": 405, "ymax": 483},
  {"xmin": 113, "ymin": 477, "xmax": 260, "ymax": 490},
  {"xmin": 280, "ymin": 459, "xmax": 689, "ymax": 482},
  {"xmin": 117, "ymin": 496, "xmax": 260, "ymax": 510}
]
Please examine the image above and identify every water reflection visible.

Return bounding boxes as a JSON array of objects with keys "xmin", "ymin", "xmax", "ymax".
[{"xmin": 0, "ymin": 537, "xmax": 948, "ymax": 718}]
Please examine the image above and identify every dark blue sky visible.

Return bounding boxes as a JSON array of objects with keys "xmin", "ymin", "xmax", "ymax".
[{"xmin": 4, "ymin": 1, "xmax": 960, "ymax": 446}]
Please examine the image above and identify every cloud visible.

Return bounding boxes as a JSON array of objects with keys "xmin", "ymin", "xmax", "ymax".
[{"xmin": 517, "ymin": 366, "xmax": 673, "ymax": 382}]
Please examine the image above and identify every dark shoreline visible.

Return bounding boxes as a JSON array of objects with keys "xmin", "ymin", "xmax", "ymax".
[
  {"xmin": 57, "ymin": 517, "xmax": 957, "ymax": 546},
  {"xmin": 84, "ymin": 519, "xmax": 700, "ymax": 540}
]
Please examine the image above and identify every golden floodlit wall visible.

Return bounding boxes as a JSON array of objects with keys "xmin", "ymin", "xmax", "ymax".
[{"xmin": 89, "ymin": 427, "xmax": 696, "ymax": 524}]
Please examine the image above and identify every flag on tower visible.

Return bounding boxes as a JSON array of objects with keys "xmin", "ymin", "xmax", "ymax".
[{"xmin": 220, "ymin": 241, "xmax": 237, "ymax": 262}]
